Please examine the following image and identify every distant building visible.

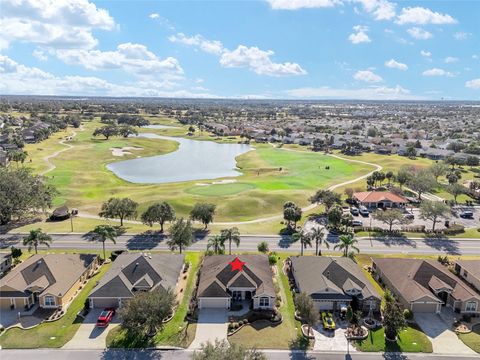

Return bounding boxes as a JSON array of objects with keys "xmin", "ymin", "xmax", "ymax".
[{"xmin": 353, "ymin": 191, "xmax": 407, "ymax": 209}]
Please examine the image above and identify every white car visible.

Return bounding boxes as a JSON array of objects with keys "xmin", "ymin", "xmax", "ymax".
[{"xmin": 352, "ymin": 220, "xmax": 363, "ymax": 227}]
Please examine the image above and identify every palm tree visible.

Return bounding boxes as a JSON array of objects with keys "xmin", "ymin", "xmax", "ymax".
[
  {"xmin": 334, "ymin": 234, "xmax": 360, "ymax": 257},
  {"xmin": 91, "ymin": 225, "xmax": 117, "ymax": 260},
  {"xmin": 311, "ymin": 227, "xmax": 329, "ymax": 256},
  {"xmin": 207, "ymin": 235, "xmax": 225, "ymax": 254},
  {"xmin": 221, "ymin": 227, "xmax": 240, "ymax": 255},
  {"xmin": 23, "ymin": 228, "xmax": 52, "ymax": 254},
  {"xmin": 293, "ymin": 229, "xmax": 312, "ymax": 256}
]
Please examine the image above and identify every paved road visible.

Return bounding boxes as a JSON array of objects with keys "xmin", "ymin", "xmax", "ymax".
[
  {"xmin": 1, "ymin": 349, "xmax": 479, "ymax": 360},
  {"xmin": 1, "ymin": 233, "xmax": 479, "ymax": 255}
]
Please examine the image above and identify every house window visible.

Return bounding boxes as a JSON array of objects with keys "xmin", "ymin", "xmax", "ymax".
[
  {"xmin": 44, "ymin": 296, "xmax": 56, "ymax": 307},
  {"xmin": 259, "ymin": 297, "xmax": 269, "ymax": 307},
  {"xmin": 465, "ymin": 301, "xmax": 477, "ymax": 312},
  {"xmin": 463, "ymin": 270, "xmax": 468, "ymax": 278}
]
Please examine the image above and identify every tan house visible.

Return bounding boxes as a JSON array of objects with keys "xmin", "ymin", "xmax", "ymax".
[
  {"xmin": 0, "ymin": 254, "xmax": 99, "ymax": 311},
  {"xmin": 353, "ymin": 191, "xmax": 407, "ymax": 209},
  {"xmin": 373, "ymin": 258, "xmax": 480, "ymax": 314},
  {"xmin": 455, "ymin": 260, "xmax": 480, "ymax": 293},
  {"xmin": 197, "ymin": 255, "xmax": 275, "ymax": 310}
]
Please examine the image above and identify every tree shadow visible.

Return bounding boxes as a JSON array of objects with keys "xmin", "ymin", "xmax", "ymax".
[
  {"xmin": 0, "ymin": 234, "xmax": 22, "ymax": 249},
  {"xmin": 0, "ymin": 216, "xmax": 43, "ymax": 235},
  {"xmin": 100, "ymin": 349, "xmax": 165, "ymax": 360},
  {"xmin": 423, "ymin": 234, "xmax": 460, "ymax": 255},
  {"xmin": 193, "ymin": 229, "xmax": 209, "ymax": 242},
  {"xmin": 277, "ymin": 235, "xmax": 294, "ymax": 248},
  {"xmin": 126, "ymin": 231, "xmax": 166, "ymax": 250},
  {"xmin": 372, "ymin": 232, "xmax": 417, "ymax": 248}
]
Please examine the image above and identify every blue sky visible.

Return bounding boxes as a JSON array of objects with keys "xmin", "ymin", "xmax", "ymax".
[{"xmin": 0, "ymin": 0, "xmax": 479, "ymax": 99}]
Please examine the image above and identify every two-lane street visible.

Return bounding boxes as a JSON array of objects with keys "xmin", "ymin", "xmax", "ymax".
[{"xmin": 1, "ymin": 232, "xmax": 479, "ymax": 255}]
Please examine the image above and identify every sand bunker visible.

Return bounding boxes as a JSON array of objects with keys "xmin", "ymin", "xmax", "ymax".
[
  {"xmin": 195, "ymin": 179, "xmax": 238, "ymax": 186},
  {"xmin": 111, "ymin": 146, "xmax": 143, "ymax": 157}
]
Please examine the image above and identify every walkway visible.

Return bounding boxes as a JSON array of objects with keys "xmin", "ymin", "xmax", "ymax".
[{"xmin": 188, "ymin": 309, "xmax": 228, "ymax": 349}]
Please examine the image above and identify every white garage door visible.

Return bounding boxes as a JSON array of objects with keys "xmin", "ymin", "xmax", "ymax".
[
  {"xmin": 91, "ymin": 298, "xmax": 120, "ymax": 309},
  {"xmin": 315, "ymin": 301, "xmax": 334, "ymax": 311},
  {"xmin": 411, "ymin": 302, "xmax": 438, "ymax": 313},
  {"xmin": 199, "ymin": 298, "xmax": 229, "ymax": 309}
]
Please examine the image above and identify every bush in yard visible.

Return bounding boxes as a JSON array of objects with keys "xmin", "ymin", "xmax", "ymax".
[
  {"xmin": 268, "ymin": 253, "xmax": 278, "ymax": 266},
  {"xmin": 403, "ymin": 309, "xmax": 413, "ymax": 321}
]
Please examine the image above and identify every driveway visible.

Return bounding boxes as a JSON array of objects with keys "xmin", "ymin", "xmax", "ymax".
[
  {"xmin": 188, "ymin": 308, "xmax": 228, "ymax": 349},
  {"xmin": 415, "ymin": 312, "xmax": 476, "ymax": 354},
  {"xmin": 63, "ymin": 309, "xmax": 120, "ymax": 349},
  {"xmin": 312, "ymin": 317, "xmax": 355, "ymax": 352}
]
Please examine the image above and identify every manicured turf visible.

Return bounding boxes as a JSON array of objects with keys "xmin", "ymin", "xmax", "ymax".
[
  {"xmin": 229, "ymin": 254, "xmax": 309, "ymax": 350},
  {"xmin": 185, "ymin": 182, "xmax": 256, "ymax": 196},
  {"xmin": 106, "ymin": 251, "xmax": 202, "ymax": 348},
  {"xmin": 0, "ymin": 261, "xmax": 112, "ymax": 348},
  {"xmin": 355, "ymin": 324, "xmax": 433, "ymax": 352},
  {"xmin": 458, "ymin": 324, "xmax": 480, "ymax": 353}
]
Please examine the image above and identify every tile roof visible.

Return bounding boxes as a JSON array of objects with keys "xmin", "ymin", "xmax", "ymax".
[{"xmin": 353, "ymin": 191, "xmax": 407, "ymax": 204}]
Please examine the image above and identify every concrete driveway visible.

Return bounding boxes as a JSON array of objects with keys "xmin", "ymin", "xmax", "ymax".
[
  {"xmin": 188, "ymin": 308, "xmax": 228, "ymax": 349},
  {"xmin": 312, "ymin": 318, "xmax": 355, "ymax": 352},
  {"xmin": 63, "ymin": 309, "xmax": 120, "ymax": 349},
  {"xmin": 415, "ymin": 312, "xmax": 476, "ymax": 354}
]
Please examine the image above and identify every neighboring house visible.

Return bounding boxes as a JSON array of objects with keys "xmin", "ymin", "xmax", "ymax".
[
  {"xmin": 288, "ymin": 256, "xmax": 381, "ymax": 312},
  {"xmin": 0, "ymin": 254, "xmax": 99, "ymax": 311},
  {"xmin": 419, "ymin": 148, "xmax": 454, "ymax": 160},
  {"xmin": 353, "ymin": 191, "xmax": 407, "ymax": 209},
  {"xmin": 196, "ymin": 255, "xmax": 275, "ymax": 310},
  {"xmin": 88, "ymin": 253, "xmax": 185, "ymax": 309},
  {"xmin": 455, "ymin": 260, "xmax": 480, "ymax": 293},
  {"xmin": 373, "ymin": 258, "xmax": 480, "ymax": 314},
  {"xmin": 0, "ymin": 253, "xmax": 12, "ymax": 276}
]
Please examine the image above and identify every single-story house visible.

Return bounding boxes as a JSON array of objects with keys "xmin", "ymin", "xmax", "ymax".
[
  {"xmin": 88, "ymin": 253, "xmax": 184, "ymax": 309},
  {"xmin": 353, "ymin": 191, "xmax": 408, "ymax": 209},
  {"xmin": 288, "ymin": 256, "xmax": 381, "ymax": 312},
  {"xmin": 455, "ymin": 260, "xmax": 480, "ymax": 293},
  {"xmin": 0, "ymin": 253, "xmax": 12, "ymax": 276},
  {"xmin": 373, "ymin": 258, "xmax": 480, "ymax": 314},
  {"xmin": 196, "ymin": 255, "xmax": 275, "ymax": 310},
  {"xmin": 0, "ymin": 254, "xmax": 99, "ymax": 310}
]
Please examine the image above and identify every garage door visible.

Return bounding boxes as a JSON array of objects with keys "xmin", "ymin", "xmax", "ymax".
[
  {"xmin": 90, "ymin": 298, "xmax": 119, "ymax": 309},
  {"xmin": 314, "ymin": 301, "xmax": 334, "ymax": 311},
  {"xmin": 411, "ymin": 302, "xmax": 438, "ymax": 313},
  {"xmin": 199, "ymin": 298, "xmax": 229, "ymax": 309},
  {"xmin": 0, "ymin": 298, "xmax": 12, "ymax": 310}
]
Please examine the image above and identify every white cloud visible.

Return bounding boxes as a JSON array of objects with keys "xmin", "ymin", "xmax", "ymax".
[
  {"xmin": 220, "ymin": 45, "xmax": 307, "ymax": 76},
  {"xmin": 353, "ymin": 70, "xmax": 383, "ymax": 83},
  {"xmin": 149, "ymin": 13, "xmax": 160, "ymax": 19},
  {"xmin": 354, "ymin": 0, "xmax": 396, "ymax": 21},
  {"xmin": 444, "ymin": 56, "xmax": 458, "ymax": 63},
  {"xmin": 168, "ymin": 33, "xmax": 224, "ymax": 55},
  {"xmin": 407, "ymin": 27, "xmax": 433, "ymax": 40},
  {"xmin": 465, "ymin": 79, "xmax": 480, "ymax": 89},
  {"xmin": 385, "ymin": 59, "xmax": 408, "ymax": 70},
  {"xmin": 286, "ymin": 84, "xmax": 422, "ymax": 100},
  {"xmin": 422, "ymin": 68, "xmax": 454, "ymax": 77},
  {"xmin": 396, "ymin": 7, "xmax": 457, "ymax": 25},
  {"xmin": 420, "ymin": 50, "xmax": 431, "ymax": 57},
  {"xmin": 0, "ymin": 0, "xmax": 115, "ymax": 50},
  {"xmin": 55, "ymin": 43, "xmax": 183, "ymax": 76},
  {"xmin": 454, "ymin": 31, "xmax": 471, "ymax": 40},
  {"xmin": 0, "ymin": 54, "xmax": 215, "ymax": 97},
  {"xmin": 32, "ymin": 49, "xmax": 48, "ymax": 61},
  {"xmin": 266, "ymin": 0, "xmax": 342, "ymax": 10},
  {"xmin": 348, "ymin": 25, "xmax": 371, "ymax": 44}
]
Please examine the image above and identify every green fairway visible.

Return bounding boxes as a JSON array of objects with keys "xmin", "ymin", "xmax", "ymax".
[{"xmin": 17, "ymin": 118, "xmax": 373, "ymax": 226}]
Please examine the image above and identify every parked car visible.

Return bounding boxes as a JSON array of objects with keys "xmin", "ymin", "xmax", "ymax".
[
  {"xmin": 322, "ymin": 311, "xmax": 336, "ymax": 330},
  {"xmin": 459, "ymin": 211, "xmax": 474, "ymax": 219},
  {"xmin": 96, "ymin": 308, "xmax": 115, "ymax": 327},
  {"xmin": 352, "ymin": 220, "xmax": 363, "ymax": 227},
  {"xmin": 350, "ymin": 207, "xmax": 359, "ymax": 216},
  {"xmin": 404, "ymin": 212, "xmax": 414, "ymax": 220},
  {"xmin": 359, "ymin": 206, "xmax": 369, "ymax": 217}
]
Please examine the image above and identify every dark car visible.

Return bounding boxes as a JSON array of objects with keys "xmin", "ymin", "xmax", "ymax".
[
  {"xmin": 350, "ymin": 207, "xmax": 360, "ymax": 216},
  {"xmin": 96, "ymin": 308, "xmax": 115, "ymax": 327},
  {"xmin": 459, "ymin": 211, "xmax": 474, "ymax": 219},
  {"xmin": 359, "ymin": 206, "xmax": 369, "ymax": 217}
]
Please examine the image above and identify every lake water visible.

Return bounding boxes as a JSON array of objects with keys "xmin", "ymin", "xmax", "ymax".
[{"xmin": 107, "ymin": 133, "xmax": 253, "ymax": 184}]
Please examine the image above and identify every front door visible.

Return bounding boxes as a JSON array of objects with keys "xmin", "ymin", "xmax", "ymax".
[{"xmin": 245, "ymin": 291, "xmax": 252, "ymax": 300}]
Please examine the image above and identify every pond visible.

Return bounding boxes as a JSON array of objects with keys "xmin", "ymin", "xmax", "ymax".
[{"xmin": 106, "ymin": 133, "xmax": 253, "ymax": 184}]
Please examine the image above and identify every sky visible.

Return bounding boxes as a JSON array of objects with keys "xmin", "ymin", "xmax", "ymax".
[{"xmin": 0, "ymin": 0, "xmax": 479, "ymax": 100}]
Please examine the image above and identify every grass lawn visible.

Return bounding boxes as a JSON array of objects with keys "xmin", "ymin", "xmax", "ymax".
[
  {"xmin": 458, "ymin": 324, "xmax": 480, "ymax": 353},
  {"xmin": 355, "ymin": 324, "xmax": 432, "ymax": 353},
  {"xmin": 0, "ymin": 261, "xmax": 112, "ymax": 348},
  {"xmin": 106, "ymin": 251, "xmax": 202, "ymax": 348},
  {"xmin": 229, "ymin": 254, "xmax": 309, "ymax": 350},
  {"xmin": 356, "ymin": 228, "xmax": 480, "ymax": 239},
  {"xmin": 15, "ymin": 118, "xmax": 371, "ymax": 227}
]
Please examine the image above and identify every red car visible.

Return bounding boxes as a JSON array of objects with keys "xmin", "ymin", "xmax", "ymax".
[{"xmin": 96, "ymin": 308, "xmax": 115, "ymax": 327}]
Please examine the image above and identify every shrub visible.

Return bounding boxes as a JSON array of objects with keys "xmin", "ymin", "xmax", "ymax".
[
  {"xmin": 403, "ymin": 309, "xmax": 413, "ymax": 320},
  {"xmin": 110, "ymin": 250, "xmax": 125, "ymax": 261},
  {"xmin": 268, "ymin": 253, "xmax": 278, "ymax": 266},
  {"xmin": 462, "ymin": 314, "xmax": 472, "ymax": 323}
]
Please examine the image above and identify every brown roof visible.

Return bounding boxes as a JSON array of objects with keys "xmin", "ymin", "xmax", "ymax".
[
  {"xmin": 0, "ymin": 254, "xmax": 97, "ymax": 298},
  {"xmin": 456, "ymin": 260, "xmax": 480, "ymax": 279},
  {"xmin": 353, "ymin": 191, "xmax": 407, "ymax": 204},
  {"xmin": 373, "ymin": 258, "xmax": 480, "ymax": 303},
  {"xmin": 197, "ymin": 255, "xmax": 275, "ymax": 299}
]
